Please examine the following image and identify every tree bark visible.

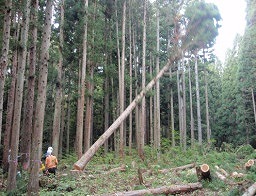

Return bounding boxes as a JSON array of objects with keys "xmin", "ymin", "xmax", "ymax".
[
  {"xmin": 75, "ymin": 0, "xmax": 88, "ymax": 158},
  {"xmin": 7, "ymin": 0, "xmax": 31, "ymax": 190},
  {"xmin": 195, "ymin": 56, "xmax": 202, "ymax": 145},
  {"xmin": 27, "ymin": 0, "xmax": 53, "ymax": 194},
  {"xmin": 20, "ymin": 0, "xmax": 38, "ymax": 171},
  {"xmin": 242, "ymin": 182, "xmax": 256, "ymax": 196},
  {"xmin": 104, "ymin": 182, "xmax": 202, "ymax": 196},
  {"xmin": 139, "ymin": 0, "xmax": 147, "ymax": 159},
  {"xmin": 205, "ymin": 70, "xmax": 210, "ymax": 144},
  {"xmin": 73, "ymin": 53, "xmax": 179, "ymax": 170},
  {"xmin": 154, "ymin": 5, "xmax": 160, "ymax": 156},
  {"xmin": 0, "ymin": 0, "xmax": 12, "ymax": 146},
  {"xmin": 84, "ymin": 64, "xmax": 94, "ymax": 152},
  {"xmin": 188, "ymin": 61, "xmax": 195, "ymax": 147},
  {"xmin": 52, "ymin": 0, "xmax": 64, "ymax": 157},
  {"xmin": 251, "ymin": 88, "xmax": 256, "ymax": 127},
  {"xmin": 119, "ymin": 0, "xmax": 126, "ymax": 158}
]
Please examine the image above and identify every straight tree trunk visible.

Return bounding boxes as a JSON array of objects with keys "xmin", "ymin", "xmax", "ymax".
[
  {"xmin": 149, "ymin": 54, "xmax": 153, "ymax": 145},
  {"xmin": 52, "ymin": 0, "xmax": 64, "ymax": 157},
  {"xmin": 128, "ymin": 0, "xmax": 133, "ymax": 154},
  {"xmin": 27, "ymin": 0, "xmax": 53, "ymax": 194},
  {"xmin": 7, "ymin": 0, "xmax": 31, "ymax": 190},
  {"xmin": 75, "ymin": 0, "xmax": 88, "ymax": 158},
  {"xmin": 188, "ymin": 62, "xmax": 195, "ymax": 147},
  {"xmin": 0, "ymin": 0, "xmax": 12, "ymax": 144},
  {"xmin": 195, "ymin": 56, "xmax": 202, "ymax": 145},
  {"xmin": 182, "ymin": 55, "xmax": 187, "ymax": 150},
  {"xmin": 139, "ymin": 0, "xmax": 147, "ymax": 159},
  {"xmin": 84, "ymin": 64, "xmax": 94, "ymax": 152},
  {"xmin": 119, "ymin": 0, "xmax": 126, "ymax": 158},
  {"xmin": 205, "ymin": 70, "xmax": 210, "ymax": 144},
  {"xmin": 251, "ymin": 88, "xmax": 256, "ymax": 127},
  {"xmin": 3, "ymin": 12, "xmax": 20, "ymax": 173},
  {"xmin": 20, "ymin": 0, "xmax": 38, "ymax": 170},
  {"xmin": 66, "ymin": 85, "xmax": 71, "ymax": 154},
  {"xmin": 154, "ymin": 6, "xmax": 160, "ymax": 155},
  {"xmin": 171, "ymin": 86, "xmax": 175, "ymax": 147}
]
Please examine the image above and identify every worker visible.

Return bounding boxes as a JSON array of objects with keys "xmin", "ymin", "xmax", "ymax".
[{"xmin": 45, "ymin": 147, "xmax": 58, "ymax": 175}]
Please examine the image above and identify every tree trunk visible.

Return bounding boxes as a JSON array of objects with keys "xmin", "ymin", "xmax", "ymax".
[
  {"xmin": 182, "ymin": 55, "xmax": 187, "ymax": 150},
  {"xmin": 0, "ymin": 0, "xmax": 12, "ymax": 145},
  {"xmin": 139, "ymin": 0, "xmax": 147, "ymax": 159},
  {"xmin": 154, "ymin": 6, "xmax": 160, "ymax": 156},
  {"xmin": 84, "ymin": 64, "xmax": 94, "ymax": 152},
  {"xmin": 52, "ymin": 0, "xmax": 64, "ymax": 157},
  {"xmin": 73, "ymin": 53, "xmax": 179, "ymax": 170},
  {"xmin": 20, "ymin": 0, "xmax": 38, "ymax": 171},
  {"xmin": 128, "ymin": 1, "xmax": 133, "ymax": 154},
  {"xmin": 251, "ymin": 88, "xmax": 256, "ymax": 127},
  {"xmin": 195, "ymin": 56, "xmax": 202, "ymax": 145},
  {"xmin": 75, "ymin": 0, "xmax": 88, "ymax": 158},
  {"xmin": 205, "ymin": 70, "xmax": 210, "ymax": 144},
  {"xmin": 7, "ymin": 0, "xmax": 31, "ymax": 190},
  {"xmin": 3, "ymin": 11, "xmax": 20, "ymax": 173},
  {"xmin": 27, "ymin": 0, "xmax": 53, "ymax": 194},
  {"xmin": 188, "ymin": 61, "xmax": 195, "ymax": 147},
  {"xmin": 119, "ymin": 0, "xmax": 126, "ymax": 158},
  {"xmin": 66, "ymin": 88, "xmax": 71, "ymax": 154}
]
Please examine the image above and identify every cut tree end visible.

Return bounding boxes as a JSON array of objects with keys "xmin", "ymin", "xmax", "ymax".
[
  {"xmin": 73, "ymin": 163, "xmax": 83, "ymax": 171},
  {"xmin": 201, "ymin": 164, "xmax": 209, "ymax": 173}
]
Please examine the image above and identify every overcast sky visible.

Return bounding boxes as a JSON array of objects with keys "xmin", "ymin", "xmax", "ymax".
[{"xmin": 205, "ymin": 0, "xmax": 247, "ymax": 62}]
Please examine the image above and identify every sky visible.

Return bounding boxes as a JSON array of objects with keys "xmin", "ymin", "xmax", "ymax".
[{"xmin": 205, "ymin": 0, "xmax": 247, "ymax": 62}]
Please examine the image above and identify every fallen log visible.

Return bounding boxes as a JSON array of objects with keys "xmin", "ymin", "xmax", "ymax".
[
  {"xmin": 104, "ymin": 164, "xmax": 126, "ymax": 174},
  {"xmin": 73, "ymin": 54, "xmax": 180, "ymax": 170},
  {"xmin": 242, "ymin": 182, "xmax": 256, "ymax": 196},
  {"xmin": 215, "ymin": 165, "xmax": 229, "ymax": 177},
  {"xmin": 104, "ymin": 182, "xmax": 202, "ymax": 196},
  {"xmin": 215, "ymin": 171, "xmax": 226, "ymax": 181},
  {"xmin": 159, "ymin": 163, "xmax": 195, "ymax": 174}
]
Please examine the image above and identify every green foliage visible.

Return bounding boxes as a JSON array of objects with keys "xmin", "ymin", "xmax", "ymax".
[{"xmin": 235, "ymin": 144, "xmax": 254, "ymax": 159}]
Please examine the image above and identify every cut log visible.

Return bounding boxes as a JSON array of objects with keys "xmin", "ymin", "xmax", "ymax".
[
  {"xmin": 104, "ymin": 164, "xmax": 126, "ymax": 174},
  {"xmin": 73, "ymin": 54, "xmax": 180, "ymax": 170},
  {"xmin": 215, "ymin": 171, "xmax": 226, "ymax": 181},
  {"xmin": 245, "ymin": 159, "xmax": 255, "ymax": 170},
  {"xmin": 231, "ymin": 171, "xmax": 245, "ymax": 178},
  {"xmin": 242, "ymin": 182, "xmax": 256, "ymax": 196},
  {"xmin": 196, "ymin": 164, "xmax": 211, "ymax": 181},
  {"xmin": 159, "ymin": 163, "xmax": 195, "ymax": 174},
  {"xmin": 215, "ymin": 165, "xmax": 229, "ymax": 177},
  {"xmin": 103, "ymin": 182, "xmax": 202, "ymax": 196}
]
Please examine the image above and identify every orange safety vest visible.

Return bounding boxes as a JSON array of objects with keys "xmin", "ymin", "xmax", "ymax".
[{"xmin": 45, "ymin": 155, "xmax": 58, "ymax": 169}]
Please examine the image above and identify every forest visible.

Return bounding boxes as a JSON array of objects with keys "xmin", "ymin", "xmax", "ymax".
[{"xmin": 1, "ymin": 0, "xmax": 256, "ymax": 195}]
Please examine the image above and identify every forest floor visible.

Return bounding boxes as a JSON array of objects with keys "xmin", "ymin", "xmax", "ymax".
[{"xmin": 1, "ymin": 143, "xmax": 256, "ymax": 195}]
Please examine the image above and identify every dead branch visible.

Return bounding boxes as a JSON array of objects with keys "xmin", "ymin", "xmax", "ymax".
[
  {"xmin": 104, "ymin": 182, "xmax": 202, "ymax": 196},
  {"xmin": 242, "ymin": 182, "xmax": 256, "ymax": 196}
]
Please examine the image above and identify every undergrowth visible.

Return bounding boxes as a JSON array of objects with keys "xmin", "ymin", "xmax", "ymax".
[{"xmin": 1, "ymin": 143, "xmax": 256, "ymax": 195}]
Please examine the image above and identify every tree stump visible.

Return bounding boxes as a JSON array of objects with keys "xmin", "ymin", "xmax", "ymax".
[{"xmin": 196, "ymin": 164, "xmax": 211, "ymax": 181}]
